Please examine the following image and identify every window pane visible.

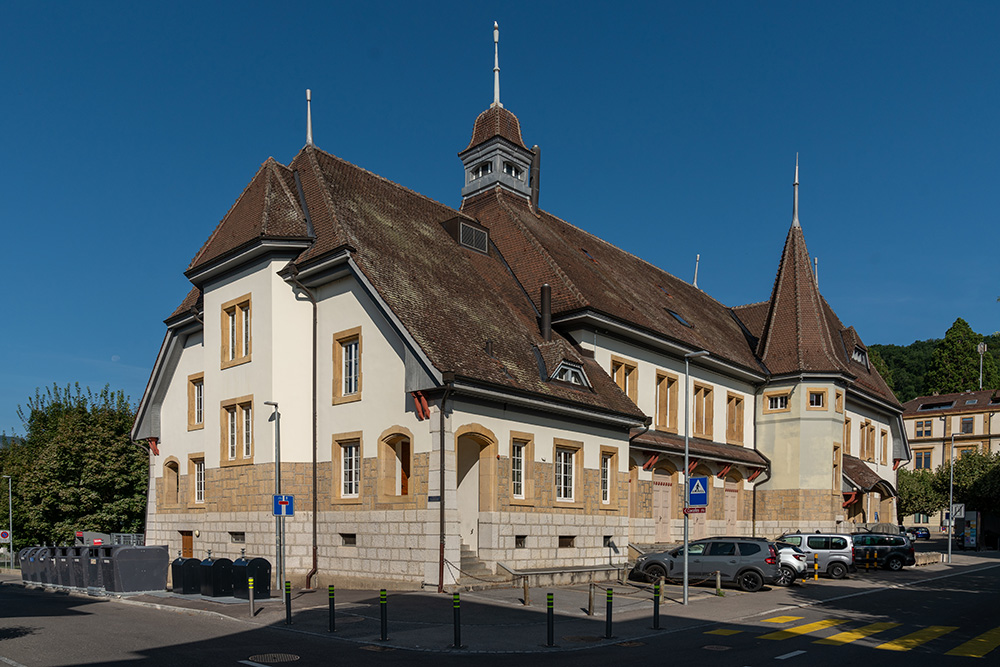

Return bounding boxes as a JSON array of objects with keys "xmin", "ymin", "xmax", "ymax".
[
  {"xmin": 243, "ymin": 405, "xmax": 252, "ymax": 458},
  {"xmin": 195, "ymin": 461, "xmax": 205, "ymax": 503},
  {"xmin": 343, "ymin": 339, "xmax": 359, "ymax": 395},
  {"xmin": 600, "ymin": 453, "xmax": 611, "ymax": 503},
  {"xmin": 242, "ymin": 306, "xmax": 250, "ymax": 357},
  {"xmin": 555, "ymin": 448, "xmax": 574, "ymax": 500},
  {"xmin": 195, "ymin": 382, "xmax": 203, "ymax": 424},
  {"xmin": 228, "ymin": 409, "xmax": 237, "ymax": 459},
  {"xmin": 342, "ymin": 442, "xmax": 359, "ymax": 497},
  {"xmin": 511, "ymin": 442, "xmax": 524, "ymax": 498},
  {"xmin": 229, "ymin": 311, "xmax": 236, "ymax": 360}
]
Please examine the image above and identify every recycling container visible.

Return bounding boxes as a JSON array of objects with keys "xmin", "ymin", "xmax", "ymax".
[
  {"xmin": 233, "ymin": 556, "xmax": 271, "ymax": 600},
  {"xmin": 200, "ymin": 556, "xmax": 234, "ymax": 597}
]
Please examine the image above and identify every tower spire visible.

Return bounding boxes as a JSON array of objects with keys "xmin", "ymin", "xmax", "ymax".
[
  {"xmin": 792, "ymin": 153, "xmax": 800, "ymax": 228},
  {"xmin": 306, "ymin": 89, "xmax": 313, "ymax": 146},
  {"xmin": 492, "ymin": 21, "xmax": 502, "ymax": 109}
]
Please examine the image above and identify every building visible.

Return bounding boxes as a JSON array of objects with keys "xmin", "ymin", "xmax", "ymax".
[
  {"xmin": 131, "ymin": 26, "xmax": 908, "ymax": 588},
  {"xmin": 900, "ymin": 389, "xmax": 1000, "ymax": 527}
]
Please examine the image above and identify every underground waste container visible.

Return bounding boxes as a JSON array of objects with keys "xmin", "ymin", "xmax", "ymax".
[
  {"xmin": 233, "ymin": 555, "xmax": 271, "ymax": 600},
  {"xmin": 171, "ymin": 555, "xmax": 201, "ymax": 594},
  {"xmin": 102, "ymin": 545, "xmax": 169, "ymax": 592},
  {"xmin": 40, "ymin": 548, "xmax": 57, "ymax": 585},
  {"xmin": 19, "ymin": 548, "xmax": 38, "ymax": 583},
  {"xmin": 54, "ymin": 547, "xmax": 73, "ymax": 587},
  {"xmin": 70, "ymin": 546, "xmax": 88, "ymax": 589},
  {"xmin": 200, "ymin": 554, "xmax": 234, "ymax": 597}
]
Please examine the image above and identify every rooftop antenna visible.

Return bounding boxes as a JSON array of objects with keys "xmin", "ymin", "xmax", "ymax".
[
  {"xmin": 693, "ymin": 253, "xmax": 700, "ymax": 288},
  {"xmin": 792, "ymin": 153, "xmax": 800, "ymax": 228},
  {"xmin": 306, "ymin": 89, "xmax": 313, "ymax": 146},
  {"xmin": 491, "ymin": 21, "xmax": 502, "ymax": 108},
  {"xmin": 814, "ymin": 257, "xmax": 819, "ymax": 288}
]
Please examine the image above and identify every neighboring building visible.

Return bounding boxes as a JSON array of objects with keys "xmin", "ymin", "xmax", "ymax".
[
  {"xmin": 132, "ymin": 27, "xmax": 908, "ymax": 588},
  {"xmin": 900, "ymin": 389, "xmax": 1000, "ymax": 528}
]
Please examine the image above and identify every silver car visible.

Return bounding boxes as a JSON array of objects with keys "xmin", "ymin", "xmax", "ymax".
[
  {"xmin": 632, "ymin": 537, "xmax": 780, "ymax": 592},
  {"xmin": 775, "ymin": 541, "xmax": 807, "ymax": 585},
  {"xmin": 777, "ymin": 532, "xmax": 856, "ymax": 579}
]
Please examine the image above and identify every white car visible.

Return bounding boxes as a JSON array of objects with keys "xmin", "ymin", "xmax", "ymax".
[{"xmin": 775, "ymin": 541, "xmax": 807, "ymax": 585}]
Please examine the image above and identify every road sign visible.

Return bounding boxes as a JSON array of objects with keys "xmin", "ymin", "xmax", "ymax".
[
  {"xmin": 687, "ymin": 476, "xmax": 709, "ymax": 508},
  {"xmin": 952, "ymin": 503, "xmax": 965, "ymax": 520},
  {"xmin": 273, "ymin": 494, "xmax": 295, "ymax": 517},
  {"xmin": 0, "ymin": 530, "xmax": 10, "ymax": 543},
  {"xmin": 683, "ymin": 507, "xmax": 706, "ymax": 514}
]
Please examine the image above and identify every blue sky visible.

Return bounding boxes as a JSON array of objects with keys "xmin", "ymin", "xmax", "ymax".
[{"xmin": 2, "ymin": 2, "xmax": 998, "ymax": 432}]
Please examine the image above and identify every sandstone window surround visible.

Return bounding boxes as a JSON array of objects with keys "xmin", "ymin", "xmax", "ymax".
[
  {"xmin": 187, "ymin": 373, "xmax": 204, "ymax": 430},
  {"xmin": 835, "ymin": 390, "xmax": 844, "ymax": 414},
  {"xmin": 655, "ymin": 371, "xmax": 678, "ymax": 433},
  {"xmin": 219, "ymin": 395, "xmax": 254, "ymax": 467},
  {"xmin": 162, "ymin": 458, "xmax": 180, "ymax": 507},
  {"xmin": 378, "ymin": 428, "xmax": 415, "ymax": 504},
  {"xmin": 807, "ymin": 388, "xmax": 828, "ymax": 411},
  {"xmin": 763, "ymin": 388, "xmax": 791, "ymax": 414},
  {"xmin": 188, "ymin": 454, "xmax": 206, "ymax": 508},
  {"xmin": 332, "ymin": 431, "xmax": 364, "ymax": 505},
  {"xmin": 600, "ymin": 446, "xmax": 619, "ymax": 507},
  {"xmin": 509, "ymin": 431, "xmax": 535, "ymax": 506},
  {"xmin": 844, "ymin": 417, "xmax": 852, "ymax": 456},
  {"xmin": 333, "ymin": 326, "xmax": 362, "ymax": 405},
  {"xmin": 915, "ymin": 419, "xmax": 933, "ymax": 438},
  {"xmin": 693, "ymin": 382, "xmax": 714, "ymax": 439},
  {"xmin": 913, "ymin": 449, "xmax": 932, "ymax": 469},
  {"xmin": 220, "ymin": 294, "xmax": 252, "ymax": 369},
  {"xmin": 552, "ymin": 438, "xmax": 583, "ymax": 507},
  {"xmin": 832, "ymin": 443, "xmax": 842, "ymax": 491},
  {"xmin": 880, "ymin": 429, "xmax": 889, "ymax": 464},
  {"xmin": 726, "ymin": 392, "xmax": 744, "ymax": 445},
  {"xmin": 611, "ymin": 356, "xmax": 638, "ymax": 403}
]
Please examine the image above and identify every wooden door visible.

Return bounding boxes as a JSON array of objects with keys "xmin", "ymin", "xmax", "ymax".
[
  {"xmin": 652, "ymin": 470, "xmax": 673, "ymax": 542},
  {"xmin": 724, "ymin": 480, "xmax": 738, "ymax": 532},
  {"xmin": 180, "ymin": 531, "xmax": 193, "ymax": 558}
]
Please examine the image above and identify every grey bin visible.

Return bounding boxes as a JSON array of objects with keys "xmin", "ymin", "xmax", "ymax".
[
  {"xmin": 98, "ymin": 547, "xmax": 117, "ymax": 591},
  {"xmin": 55, "ymin": 547, "xmax": 73, "ymax": 587},
  {"xmin": 70, "ymin": 547, "xmax": 88, "ymax": 589},
  {"xmin": 233, "ymin": 557, "xmax": 271, "ymax": 600},
  {"xmin": 171, "ymin": 557, "xmax": 201, "ymax": 594},
  {"xmin": 103, "ymin": 546, "xmax": 169, "ymax": 592},
  {"xmin": 200, "ymin": 556, "xmax": 234, "ymax": 597},
  {"xmin": 41, "ymin": 548, "xmax": 58, "ymax": 585},
  {"xmin": 85, "ymin": 546, "xmax": 103, "ymax": 589},
  {"xmin": 19, "ymin": 548, "xmax": 39, "ymax": 583}
]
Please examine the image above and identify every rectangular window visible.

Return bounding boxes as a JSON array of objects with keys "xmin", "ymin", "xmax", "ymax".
[
  {"xmin": 833, "ymin": 443, "xmax": 842, "ymax": 491},
  {"xmin": 227, "ymin": 408, "xmax": 237, "ymax": 460},
  {"xmin": 915, "ymin": 420, "xmax": 932, "ymax": 438},
  {"xmin": 187, "ymin": 373, "xmax": 205, "ymax": 430},
  {"xmin": 808, "ymin": 389, "xmax": 827, "ymax": 410},
  {"xmin": 655, "ymin": 372, "xmax": 678, "ymax": 432},
  {"xmin": 693, "ymin": 383, "xmax": 713, "ymax": 439},
  {"xmin": 194, "ymin": 460, "xmax": 205, "ymax": 504},
  {"xmin": 611, "ymin": 357, "xmax": 638, "ymax": 402},
  {"xmin": 555, "ymin": 447, "xmax": 575, "ymax": 501},
  {"xmin": 333, "ymin": 327, "xmax": 363, "ymax": 404},
  {"xmin": 600, "ymin": 453, "xmax": 613, "ymax": 504},
  {"xmin": 220, "ymin": 397, "xmax": 254, "ymax": 466},
  {"xmin": 341, "ymin": 533, "xmax": 357, "ymax": 546},
  {"xmin": 914, "ymin": 513, "xmax": 929, "ymax": 524},
  {"xmin": 229, "ymin": 531, "xmax": 246, "ymax": 543},
  {"xmin": 835, "ymin": 390, "xmax": 844, "ymax": 413},
  {"xmin": 914, "ymin": 451, "xmax": 932, "ymax": 469},
  {"xmin": 243, "ymin": 405, "xmax": 252, "ymax": 458},
  {"xmin": 881, "ymin": 429, "xmax": 888, "ymax": 465},
  {"xmin": 221, "ymin": 294, "xmax": 252, "ymax": 368},
  {"xmin": 764, "ymin": 390, "xmax": 791, "ymax": 414},
  {"xmin": 558, "ymin": 535, "xmax": 575, "ymax": 548},
  {"xmin": 958, "ymin": 445, "xmax": 978, "ymax": 458},
  {"xmin": 511, "ymin": 441, "xmax": 524, "ymax": 499},
  {"xmin": 844, "ymin": 417, "xmax": 852, "ymax": 456},
  {"xmin": 726, "ymin": 393, "xmax": 744, "ymax": 444},
  {"xmin": 961, "ymin": 417, "xmax": 974, "ymax": 434},
  {"xmin": 342, "ymin": 440, "xmax": 360, "ymax": 497}
]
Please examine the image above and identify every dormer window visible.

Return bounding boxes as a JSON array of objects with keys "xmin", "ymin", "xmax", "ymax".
[
  {"xmin": 503, "ymin": 162, "xmax": 523, "ymax": 180},
  {"xmin": 459, "ymin": 221, "xmax": 489, "ymax": 253},
  {"xmin": 851, "ymin": 346, "xmax": 868, "ymax": 366},
  {"xmin": 470, "ymin": 161, "xmax": 493, "ymax": 181},
  {"xmin": 552, "ymin": 362, "xmax": 589, "ymax": 387}
]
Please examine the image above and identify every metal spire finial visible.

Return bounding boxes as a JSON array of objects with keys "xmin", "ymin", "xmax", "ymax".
[
  {"xmin": 491, "ymin": 21, "xmax": 502, "ymax": 109},
  {"xmin": 791, "ymin": 153, "xmax": 800, "ymax": 228},
  {"xmin": 306, "ymin": 89, "xmax": 313, "ymax": 146}
]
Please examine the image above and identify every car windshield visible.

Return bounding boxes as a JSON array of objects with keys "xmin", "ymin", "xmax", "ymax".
[{"xmin": 776, "ymin": 542, "xmax": 803, "ymax": 553}]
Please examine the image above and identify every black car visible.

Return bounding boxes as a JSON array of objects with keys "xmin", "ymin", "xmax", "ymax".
[{"xmin": 852, "ymin": 532, "xmax": 916, "ymax": 570}]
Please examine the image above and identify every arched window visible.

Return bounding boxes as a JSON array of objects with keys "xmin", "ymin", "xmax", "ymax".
[{"xmin": 164, "ymin": 461, "xmax": 180, "ymax": 506}]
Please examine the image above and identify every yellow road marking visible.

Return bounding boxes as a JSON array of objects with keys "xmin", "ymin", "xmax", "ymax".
[
  {"xmin": 760, "ymin": 619, "xmax": 847, "ymax": 640},
  {"xmin": 814, "ymin": 622, "xmax": 900, "ymax": 645},
  {"xmin": 705, "ymin": 629, "xmax": 742, "ymax": 636},
  {"xmin": 762, "ymin": 616, "xmax": 804, "ymax": 624},
  {"xmin": 875, "ymin": 626, "xmax": 958, "ymax": 651},
  {"xmin": 945, "ymin": 626, "xmax": 1000, "ymax": 658}
]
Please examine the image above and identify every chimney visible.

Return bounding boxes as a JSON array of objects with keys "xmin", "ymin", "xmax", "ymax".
[
  {"xmin": 540, "ymin": 283, "xmax": 551, "ymax": 341},
  {"xmin": 530, "ymin": 145, "xmax": 541, "ymax": 211}
]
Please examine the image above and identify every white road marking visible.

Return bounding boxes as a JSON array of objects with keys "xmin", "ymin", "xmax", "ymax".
[
  {"xmin": 775, "ymin": 650, "xmax": 807, "ymax": 660},
  {"xmin": 0, "ymin": 657, "xmax": 28, "ymax": 667}
]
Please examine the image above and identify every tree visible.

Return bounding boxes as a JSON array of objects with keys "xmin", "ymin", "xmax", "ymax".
[
  {"xmin": 924, "ymin": 318, "xmax": 1000, "ymax": 395},
  {"xmin": 896, "ymin": 468, "xmax": 946, "ymax": 521},
  {"xmin": 934, "ymin": 450, "xmax": 1000, "ymax": 514},
  {"xmin": 868, "ymin": 347, "xmax": 894, "ymax": 391},
  {"xmin": 869, "ymin": 339, "xmax": 938, "ymax": 403},
  {"xmin": 0, "ymin": 384, "xmax": 147, "ymax": 551}
]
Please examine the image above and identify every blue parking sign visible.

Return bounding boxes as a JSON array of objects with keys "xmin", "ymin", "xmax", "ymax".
[
  {"xmin": 687, "ymin": 476, "xmax": 708, "ymax": 508},
  {"xmin": 273, "ymin": 494, "xmax": 295, "ymax": 517}
]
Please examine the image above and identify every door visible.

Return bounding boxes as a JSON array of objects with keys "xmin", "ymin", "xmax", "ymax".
[
  {"xmin": 456, "ymin": 438, "xmax": 481, "ymax": 550},
  {"xmin": 180, "ymin": 531, "xmax": 193, "ymax": 558},
  {"xmin": 684, "ymin": 541, "xmax": 708, "ymax": 577},
  {"xmin": 724, "ymin": 479, "xmax": 738, "ymax": 532},
  {"xmin": 652, "ymin": 470, "xmax": 673, "ymax": 542},
  {"xmin": 702, "ymin": 541, "xmax": 739, "ymax": 579}
]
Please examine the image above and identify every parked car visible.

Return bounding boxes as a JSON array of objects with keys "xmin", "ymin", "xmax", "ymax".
[
  {"xmin": 632, "ymin": 537, "xmax": 780, "ymax": 592},
  {"xmin": 776, "ymin": 532, "xmax": 856, "ymax": 579},
  {"xmin": 853, "ymin": 532, "xmax": 916, "ymax": 570},
  {"xmin": 775, "ymin": 541, "xmax": 807, "ymax": 585},
  {"xmin": 907, "ymin": 527, "xmax": 930, "ymax": 540}
]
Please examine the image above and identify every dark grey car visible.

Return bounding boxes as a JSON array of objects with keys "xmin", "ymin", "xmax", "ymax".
[
  {"xmin": 632, "ymin": 537, "xmax": 780, "ymax": 592},
  {"xmin": 852, "ymin": 532, "xmax": 916, "ymax": 570}
]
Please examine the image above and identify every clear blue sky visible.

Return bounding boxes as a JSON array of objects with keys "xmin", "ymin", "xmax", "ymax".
[{"xmin": 3, "ymin": 2, "xmax": 998, "ymax": 432}]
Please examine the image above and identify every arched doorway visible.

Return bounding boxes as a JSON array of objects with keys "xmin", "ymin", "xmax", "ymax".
[
  {"xmin": 652, "ymin": 465, "xmax": 676, "ymax": 543},
  {"xmin": 455, "ymin": 427, "xmax": 497, "ymax": 554},
  {"xmin": 724, "ymin": 473, "xmax": 742, "ymax": 534},
  {"xmin": 689, "ymin": 466, "xmax": 712, "ymax": 540}
]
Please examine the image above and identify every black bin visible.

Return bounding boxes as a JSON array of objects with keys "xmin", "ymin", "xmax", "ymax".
[
  {"xmin": 106, "ymin": 546, "xmax": 169, "ymax": 592},
  {"xmin": 70, "ymin": 547, "xmax": 88, "ymax": 589},
  {"xmin": 19, "ymin": 548, "xmax": 38, "ymax": 583},
  {"xmin": 200, "ymin": 556, "xmax": 234, "ymax": 597},
  {"xmin": 98, "ymin": 547, "xmax": 117, "ymax": 591},
  {"xmin": 55, "ymin": 547, "xmax": 73, "ymax": 586},
  {"xmin": 233, "ymin": 556, "xmax": 271, "ymax": 600},
  {"xmin": 171, "ymin": 556, "xmax": 201, "ymax": 594},
  {"xmin": 41, "ymin": 548, "xmax": 57, "ymax": 585},
  {"xmin": 85, "ymin": 546, "xmax": 103, "ymax": 589}
]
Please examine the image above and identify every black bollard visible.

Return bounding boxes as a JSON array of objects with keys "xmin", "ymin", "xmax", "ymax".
[
  {"xmin": 284, "ymin": 581, "xmax": 292, "ymax": 625},
  {"xmin": 380, "ymin": 589, "xmax": 388, "ymax": 641},
  {"xmin": 452, "ymin": 592, "xmax": 463, "ymax": 648},
  {"xmin": 546, "ymin": 592, "xmax": 554, "ymax": 647},
  {"xmin": 329, "ymin": 584, "xmax": 335, "ymax": 633},
  {"xmin": 652, "ymin": 582, "xmax": 660, "ymax": 629},
  {"xmin": 605, "ymin": 588, "xmax": 613, "ymax": 639}
]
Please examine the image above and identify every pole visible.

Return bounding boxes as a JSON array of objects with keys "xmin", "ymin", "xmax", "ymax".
[
  {"xmin": 683, "ymin": 350, "xmax": 709, "ymax": 606},
  {"xmin": 652, "ymin": 582, "xmax": 660, "ymax": 629},
  {"xmin": 284, "ymin": 580, "xmax": 292, "ymax": 625},
  {"xmin": 3, "ymin": 476, "xmax": 10, "ymax": 571},
  {"xmin": 380, "ymin": 589, "xmax": 388, "ymax": 641},
  {"xmin": 329, "ymin": 584, "xmax": 335, "ymax": 632},
  {"xmin": 452, "ymin": 592, "xmax": 462, "ymax": 648},
  {"xmin": 248, "ymin": 577, "xmax": 255, "ymax": 617},
  {"xmin": 948, "ymin": 433, "xmax": 955, "ymax": 564},
  {"xmin": 546, "ymin": 592, "xmax": 554, "ymax": 647},
  {"xmin": 265, "ymin": 402, "xmax": 283, "ymax": 592},
  {"xmin": 605, "ymin": 588, "xmax": 613, "ymax": 639}
]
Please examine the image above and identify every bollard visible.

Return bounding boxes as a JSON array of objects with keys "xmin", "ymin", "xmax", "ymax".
[
  {"xmin": 380, "ymin": 589, "xmax": 388, "ymax": 641},
  {"xmin": 452, "ymin": 592, "xmax": 463, "ymax": 649},
  {"xmin": 716, "ymin": 570, "xmax": 723, "ymax": 596},
  {"xmin": 523, "ymin": 576, "xmax": 530, "ymax": 606},
  {"xmin": 652, "ymin": 582, "xmax": 660, "ymax": 629},
  {"xmin": 588, "ymin": 582, "xmax": 595, "ymax": 616},
  {"xmin": 605, "ymin": 588, "xmax": 613, "ymax": 639},
  {"xmin": 874, "ymin": 551, "xmax": 878, "ymax": 570},
  {"xmin": 546, "ymin": 592, "xmax": 554, "ymax": 647},
  {"xmin": 813, "ymin": 553, "xmax": 819, "ymax": 581},
  {"xmin": 329, "ymin": 584, "xmax": 337, "ymax": 632},
  {"xmin": 284, "ymin": 581, "xmax": 292, "ymax": 625},
  {"xmin": 248, "ymin": 577, "xmax": 255, "ymax": 618},
  {"xmin": 659, "ymin": 576, "xmax": 666, "ymax": 604}
]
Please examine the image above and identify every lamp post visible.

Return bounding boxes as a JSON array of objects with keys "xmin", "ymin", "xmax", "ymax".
[
  {"xmin": 683, "ymin": 350, "xmax": 710, "ymax": 605},
  {"xmin": 2, "ymin": 475, "xmax": 10, "ymax": 571},
  {"xmin": 264, "ymin": 401, "xmax": 284, "ymax": 588},
  {"xmin": 948, "ymin": 432, "xmax": 955, "ymax": 565},
  {"xmin": 978, "ymin": 342, "xmax": 987, "ymax": 390}
]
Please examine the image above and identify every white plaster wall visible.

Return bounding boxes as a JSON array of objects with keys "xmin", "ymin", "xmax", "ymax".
[
  {"xmin": 158, "ymin": 331, "xmax": 206, "ymax": 460},
  {"xmin": 268, "ymin": 267, "xmax": 313, "ymax": 463},
  {"xmin": 845, "ymin": 400, "xmax": 896, "ymax": 481}
]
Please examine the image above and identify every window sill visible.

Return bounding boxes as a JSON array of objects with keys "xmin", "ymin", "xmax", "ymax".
[
  {"xmin": 509, "ymin": 497, "xmax": 535, "ymax": 508},
  {"xmin": 726, "ymin": 438, "xmax": 744, "ymax": 447},
  {"xmin": 332, "ymin": 394, "xmax": 362, "ymax": 406},
  {"xmin": 554, "ymin": 499, "xmax": 583, "ymax": 510},
  {"xmin": 332, "ymin": 497, "xmax": 363, "ymax": 506},
  {"xmin": 188, "ymin": 423, "xmax": 205, "ymax": 432},
  {"xmin": 221, "ymin": 355, "xmax": 252, "ymax": 371},
  {"xmin": 220, "ymin": 458, "xmax": 254, "ymax": 468},
  {"xmin": 654, "ymin": 425, "xmax": 678, "ymax": 434},
  {"xmin": 187, "ymin": 503, "xmax": 207, "ymax": 511}
]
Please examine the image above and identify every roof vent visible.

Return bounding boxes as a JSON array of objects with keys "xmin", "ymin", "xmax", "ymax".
[
  {"xmin": 459, "ymin": 221, "xmax": 489, "ymax": 254},
  {"xmin": 551, "ymin": 361, "xmax": 589, "ymax": 387},
  {"xmin": 666, "ymin": 309, "xmax": 692, "ymax": 327},
  {"xmin": 851, "ymin": 346, "xmax": 868, "ymax": 366}
]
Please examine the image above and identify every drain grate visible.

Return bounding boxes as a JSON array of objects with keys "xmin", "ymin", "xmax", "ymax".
[
  {"xmin": 248, "ymin": 654, "xmax": 300, "ymax": 664},
  {"xmin": 617, "ymin": 641, "xmax": 645, "ymax": 647},
  {"xmin": 563, "ymin": 635, "xmax": 603, "ymax": 643},
  {"xmin": 702, "ymin": 645, "xmax": 732, "ymax": 651},
  {"xmin": 360, "ymin": 645, "xmax": 396, "ymax": 652}
]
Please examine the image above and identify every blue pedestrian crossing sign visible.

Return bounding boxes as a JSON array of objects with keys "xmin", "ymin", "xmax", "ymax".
[
  {"xmin": 687, "ymin": 476, "xmax": 709, "ymax": 507},
  {"xmin": 273, "ymin": 494, "xmax": 295, "ymax": 517}
]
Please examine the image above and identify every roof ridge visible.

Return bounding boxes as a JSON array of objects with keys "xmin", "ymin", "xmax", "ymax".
[
  {"xmin": 733, "ymin": 300, "xmax": 770, "ymax": 310},
  {"xmin": 262, "ymin": 160, "xmax": 304, "ymax": 236},
  {"xmin": 302, "ymin": 146, "xmax": 353, "ymax": 247}
]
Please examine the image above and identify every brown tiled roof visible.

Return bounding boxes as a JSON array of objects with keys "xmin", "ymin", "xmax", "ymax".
[
  {"xmin": 842, "ymin": 454, "xmax": 891, "ymax": 493},
  {"xmin": 461, "ymin": 106, "xmax": 528, "ymax": 152},
  {"xmin": 903, "ymin": 389, "xmax": 1000, "ymax": 417},
  {"xmin": 166, "ymin": 287, "xmax": 202, "ymax": 324},
  {"xmin": 188, "ymin": 158, "xmax": 311, "ymax": 272},
  {"xmin": 631, "ymin": 429, "xmax": 768, "ymax": 468}
]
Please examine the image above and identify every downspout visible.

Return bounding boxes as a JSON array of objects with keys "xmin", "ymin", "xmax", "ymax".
[
  {"xmin": 751, "ymin": 377, "xmax": 773, "ymax": 537},
  {"xmin": 438, "ymin": 381, "xmax": 453, "ymax": 593},
  {"xmin": 287, "ymin": 273, "xmax": 319, "ymax": 589}
]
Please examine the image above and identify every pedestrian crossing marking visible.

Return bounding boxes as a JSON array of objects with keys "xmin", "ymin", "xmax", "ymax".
[
  {"xmin": 814, "ymin": 622, "xmax": 900, "ymax": 645},
  {"xmin": 945, "ymin": 626, "xmax": 1000, "ymax": 658},
  {"xmin": 762, "ymin": 616, "xmax": 804, "ymax": 624},
  {"xmin": 760, "ymin": 619, "xmax": 847, "ymax": 640},
  {"xmin": 705, "ymin": 629, "xmax": 742, "ymax": 636},
  {"xmin": 875, "ymin": 626, "xmax": 958, "ymax": 651}
]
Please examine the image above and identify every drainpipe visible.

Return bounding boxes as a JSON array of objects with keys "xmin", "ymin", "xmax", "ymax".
[
  {"xmin": 438, "ymin": 380, "xmax": 453, "ymax": 593},
  {"xmin": 751, "ymin": 379, "xmax": 773, "ymax": 537},
  {"xmin": 287, "ymin": 272, "xmax": 319, "ymax": 589}
]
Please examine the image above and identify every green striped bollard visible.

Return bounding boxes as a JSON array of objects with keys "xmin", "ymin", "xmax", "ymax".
[
  {"xmin": 284, "ymin": 581, "xmax": 292, "ymax": 625},
  {"xmin": 452, "ymin": 592, "xmax": 463, "ymax": 648},
  {"xmin": 546, "ymin": 592, "xmax": 554, "ymax": 647},
  {"xmin": 652, "ymin": 582, "xmax": 660, "ymax": 629},
  {"xmin": 605, "ymin": 588, "xmax": 613, "ymax": 639},
  {"xmin": 380, "ymin": 589, "xmax": 388, "ymax": 641},
  {"xmin": 328, "ymin": 584, "xmax": 335, "ymax": 632}
]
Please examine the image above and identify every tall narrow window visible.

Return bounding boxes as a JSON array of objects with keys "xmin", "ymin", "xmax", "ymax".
[
  {"xmin": 726, "ymin": 393, "xmax": 744, "ymax": 444},
  {"xmin": 343, "ymin": 339, "xmax": 359, "ymax": 396},
  {"xmin": 221, "ymin": 294, "xmax": 251, "ymax": 368},
  {"xmin": 611, "ymin": 357, "xmax": 638, "ymax": 402},
  {"xmin": 242, "ymin": 307, "xmax": 250, "ymax": 358},
  {"xmin": 195, "ymin": 382, "xmax": 203, "ymax": 425},
  {"xmin": 220, "ymin": 397, "xmax": 254, "ymax": 465},
  {"xmin": 844, "ymin": 418, "xmax": 852, "ymax": 456},
  {"xmin": 342, "ymin": 440, "xmax": 360, "ymax": 498},
  {"xmin": 511, "ymin": 441, "xmax": 525, "ymax": 499},
  {"xmin": 188, "ymin": 373, "xmax": 204, "ymax": 430},
  {"xmin": 600, "ymin": 453, "xmax": 612, "ymax": 504},
  {"xmin": 555, "ymin": 448, "xmax": 575, "ymax": 501},
  {"xmin": 243, "ymin": 404, "xmax": 252, "ymax": 458},
  {"xmin": 693, "ymin": 383, "xmax": 713, "ymax": 439},
  {"xmin": 833, "ymin": 443, "xmax": 842, "ymax": 491},
  {"xmin": 333, "ymin": 327, "xmax": 363, "ymax": 404},
  {"xmin": 655, "ymin": 372, "xmax": 678, "ymax": 432},
  {"xmin": 961, "ymin": 417, "xmax": 974, "ymax": 434},
  {"xmin": 880, "ymin": 429, "xmax": 888, "ymax": 464},
  {"xmin": 229, "ymin": 311, "xmax": 237, "ymax": 361},
  {"xmin": 227, "ymin": 408, "xmax": 237, "ymax": 460},
  {"xmin": 194, "ymin": 460, "xmax": 205, "ymax": 504}
]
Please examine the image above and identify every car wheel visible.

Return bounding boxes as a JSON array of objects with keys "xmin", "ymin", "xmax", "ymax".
[
  {"xmin": 776, "ymin": 565, "xmax": 796, "ymax": 586},
  {"xmin": 828, "ymin": 562, "xmax": 848, "ymax": 579},
  {"xmin": 645, "ymin": 563, "xmax": 667, "ymax": 581},
  {"xmin": 738, "ymin": 570, "xmax": 764, "ymax": 592},
  {"xmin": 886, "ymin": 556, "xmax": 904, "ymax": 571}
]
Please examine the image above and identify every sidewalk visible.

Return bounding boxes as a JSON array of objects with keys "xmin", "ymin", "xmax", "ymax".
[{"xmin": 6, "ymin": 551, "xmax": 999, "ymax": 654}]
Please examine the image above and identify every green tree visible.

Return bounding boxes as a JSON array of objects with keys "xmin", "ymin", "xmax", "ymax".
[
  {"xmin": 0, "ymin": 384, "xmax": 147, "ymax": 551},
  {"xmin": 896, "ymin": 468, "xmax": 946, "ymax": 521},
  {"xmin": 868, "ymin": 347, "xmax": 894, "ymax": 391},
  {"xmin": 869, "ymin": 339, "xmax": 938, "ymax": 403},
  {"xmin": 934, "ymin": 450, "xmax": 1000, "ymax": 514},
  {"xmin": 924, "ymin": 318, "xmax": 1000, "ymax": 395}
]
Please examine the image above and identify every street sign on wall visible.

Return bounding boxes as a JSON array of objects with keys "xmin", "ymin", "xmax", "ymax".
[
  {"xmin": 273, "ymin": 495, "xmax": 295, "ymax": 517},
  {"xmin": 687, "ymin": 476, "xmax": 709, "ymax": 508}
]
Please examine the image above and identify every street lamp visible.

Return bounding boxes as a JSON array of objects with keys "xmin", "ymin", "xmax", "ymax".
[
  {"xmin": 948, "ymin": 432, "xmax": 955, "ymax": 565},
  {"xmin": 2, "ymin": 475, "xmax": 10, "ymax": 571},
  {"xmin": 264, "ymin": 401, "xmax": 284, "ymax": 588},
  {"xmin": 683, "ymin": 350, "xmax": 710, "ymax": 605}
]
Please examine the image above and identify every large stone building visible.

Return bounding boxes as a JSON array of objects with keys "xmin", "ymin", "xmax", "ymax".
[{"xmin": 132, "ymin": 27, "xmax": 908, "ymax": 588}]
